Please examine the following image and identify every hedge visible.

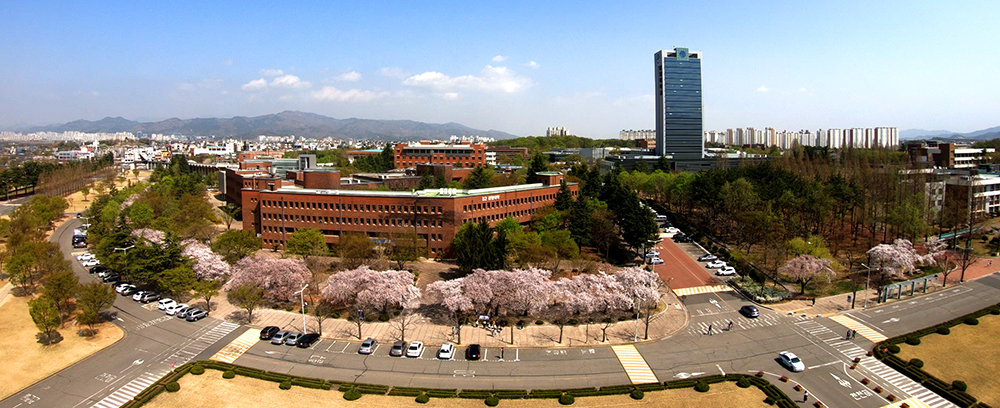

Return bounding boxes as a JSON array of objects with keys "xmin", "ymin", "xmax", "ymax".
[
  {"xmin": 425, "ymin": 389, "xmax": 458, "ymax": 398},
  {"xmin": 458, "ymin": 390, "xmax": 494, "ymax": 399},
  {"xmin": 388, "ymin": 387, "xmax": 425, "ymax": 397}
]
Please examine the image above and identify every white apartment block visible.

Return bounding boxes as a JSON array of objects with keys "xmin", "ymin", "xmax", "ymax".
[
  {"xmin": 706, "ymin": 127, "xmax": 898, "ymax": 150},
  {"xmin": 620, "ymin": 129, "xmax": 655, "ymax": 141}
]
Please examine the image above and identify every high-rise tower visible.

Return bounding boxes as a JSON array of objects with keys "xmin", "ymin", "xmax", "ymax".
[{"xmin": 654, "ymin": 48, "xmax": 703, "ymax": 159}]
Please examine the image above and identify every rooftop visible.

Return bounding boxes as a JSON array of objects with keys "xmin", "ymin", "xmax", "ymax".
[{"xmin": 265, "ymin": 182, "xmax": 574, "ymax": 198}]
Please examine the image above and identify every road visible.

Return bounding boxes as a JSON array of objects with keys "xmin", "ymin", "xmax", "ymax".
[
  {"xmin": 4, "ymin": 217, "xmax": 998, "ymax": 407},
  {"xmin": 0, "ymin": 196, "xmax": 31, "ymax": 217}
]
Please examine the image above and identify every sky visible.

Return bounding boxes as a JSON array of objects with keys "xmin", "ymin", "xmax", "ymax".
[{"xmin": 1, "ymin": 1, "xmax": 999, "ymax": 138}]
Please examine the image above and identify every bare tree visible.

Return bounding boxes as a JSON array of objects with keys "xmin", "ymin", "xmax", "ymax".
[{"xmin": 390, "ymin": 309, "xmax": 421, "ymax": 342}]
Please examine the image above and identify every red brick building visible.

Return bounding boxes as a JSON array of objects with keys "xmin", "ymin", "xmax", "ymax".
[{"xmin": 394, "ymin": 141, "xmax": 487, "ymax": 169}]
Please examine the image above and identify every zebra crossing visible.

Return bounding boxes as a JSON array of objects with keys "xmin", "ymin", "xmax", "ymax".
[
  {"xmin": 828, "ymin": 314, "xmax": 888, "ymax": 342},
  {"xmin": 210, "ymin": 328, "xmax": 260, "ymax": 363},
  {"xmin": 879, "ymin": 397, "xmax": 936, "ymax": 408},
  {"xmin": 672, "ymin": 285, "xmax": 733, "ymax": 297},
  {"xmin": 610, "ymin": 345, "xmax": 659, "ymax": 384},
  {"xmin": 683, "ymin": 312, "xmax": 812, "ymax": 336},
  {"xmin": 795, "ymin": 320, "xmax": 955, "ymax": 408},
  {"xmin": 91, "ymin": 369, "xmax": 171, "ymax": 408},
  {"xmin": 161, "ymin": 321, "xmax": 241, "ymax": 365}
]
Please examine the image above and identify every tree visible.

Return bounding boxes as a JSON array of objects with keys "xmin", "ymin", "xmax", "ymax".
[
  {"xmin": 42, "ymin": 269, "xmax": 79, "ymax": 325},
  {"xmin": 285, "ymin": 228, "xmax": 328, "ymax": 261},
  {"xmin": 527, "ymin": 153, "xmax": 549, "ymax": 182},
  {"xmin": 322, "ymin": 266, "xmax": 420, "ymax": 339},
  {"xmin": 338, "ymin": 232, "xmax": 375, "ymax": 270},
  {"xmin": 453, "ymin": 220, "xmax": 508, "ymax": 273},
  {"xmin": 425, "ymin": 279, "xmax": 473, "ymax": 344},
  {"xmin": 390, "ymin": 309, "xmax": 421, "ymax": 342},
  {"xmin": 312, "ymin": 301, "xmax": 338, "ymax": 336},
  {"xmin": 568, "ymin": 197, "xmax": 594, "ymax": 247},
  {"xmin": 463, "ymin": 166, "xmax": 495, "ymax": 190},
  {"xmin": 541, "ymin": 230, "xmax": 579, "ymax": 270},
  {"xmin": 129, "ymin": 202, "xmax": 154, "ymax": 229},
  {"xmin": 956, "ymin": 246, "xmax": 980, "ymax": 284},
  {"xmin": 387, "ymin": 231, "xmax": 423, "ymax": 270},
  {"xmin": 590, "ymin": 209, "xmax": 620, "ymax": 259},
  {"xmin": 925, "ymin": 237, "xmax": 957, "ymax": 287},
  {"xmin": 866, "ymin": 239, "xmax": 931, "ymax": 296},
  {"xmin": 227, "ymin": 285, "xmax": 266, "ymax": 324},
  {"xmin": 193, "ymin": 279, "xmax": 222, "ymax": 313},
  {"xmin": 76, "ymin": 282, "xmax": 116, "ymax": 317},
  {"xmin": 212, "ymin": 229, "xmax": 262, "ymax": 264},
  {"xmin": 81, "ymin": 186, "xmax": 90, "ymax": 201},
  {"xmin": 615, "ymin": 267, "xmax": 663, "ymax": 340},
  {"xmin": 225, "ymin": 255, "xmax": 312, "ymax": 303},
  {"xmin": 160, "ymin": 266, "xmax": 197, "ymax": 296},
  {"xmin": 29, "ymin": 296, "xmax": 61, "ymax": 345},
  {"xmin": 554, "ymin": 180, "xmax": 572, "ymax": 211},
  {"xmin": 181, "ymin": 241, "xmax": 231, "ymax": 280},
  {"xmin": 218, "ymin": 204, "xmax": 240, "ymax": 230},
  {"xmin": 779, "ymin": 254, "xmax": 835, "ymax": 295}
]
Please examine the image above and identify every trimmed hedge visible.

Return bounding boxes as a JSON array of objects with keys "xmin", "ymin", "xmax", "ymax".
[
  {"xmin": 694, "ymin": 381, "xmax": 710, "ymax": 392},
  {"xmin": 415, "ymin": 393, "xmax": 430, "ymax": 404},
  {"xmin": 425, "ymin": 389, "xmax": 458, "ymax": 398},
  {"xmin": 459, "ymin": 390, "xmax": 494, "ymax": 399},
  {"xmin": 485, "ymin": 395, "xmax": 499, "ymax": 406},
  {"xmin": 190, "ymin": 365, "xmax": 205, "ymax": 375},
  {"xmin": 558, "ymin": 394, "xmax": 575, "ymax": 405},
  {"xmin": 494, "ymin": 390, "xmax": 528, "ymax": 399},
  {"xmin": 343, "ymin": 389, "xmax": 362, "ymax": 401},
  {"xmin": 222, "ymin": 370, "xmax": 235, "ymax": 379},
  {"xmin": 165, "ymin": 382, "xmax": 179, "ymax": 392},
  {"xmin": 630, "ymin": 389, "xmax": 644, "ymax": 400},
  {"xmin": 279, "ymin": 381, "xmax": 291, "ymax": 390},
  {"xmin": 388, "ymin": 387, "xmax": 425, "ymax": 397}
]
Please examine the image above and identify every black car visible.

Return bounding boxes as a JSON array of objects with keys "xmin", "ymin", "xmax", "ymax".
[
  {"xmin": 121, "ymin": 285, "xmax": 139, "ymax": 296},
  {"xmin": 465, "ymin": 344, "xmax": 482, "ymax": 360},
  {"xmin": 259, "ymin": 326, "xmax": 280, "ymax": 340},
  {"xmin": 674, "ymin": 235, "xmax": 692, "ymax": 243},
  {"xmin": 739, "ymin": 305, "xmax": 760, "ymax": 318},
  {"xmin": 101, "ymin": 274, "xmax": 120, "ymax": 283},
  {"xmin": 89, "ymin": 265, "xmax": 109, "ymax": 275},
  {"xmin": 296, "ymin": 333, "xmax": 320, "ymax": 348}
]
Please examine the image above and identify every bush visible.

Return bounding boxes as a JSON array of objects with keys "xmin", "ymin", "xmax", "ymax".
[
  {"xmin": 279, "ymin": 381, "xmax": 291, "ymax": 390},
  {"xmin": 165, "ymin": 382, "xmax": 180, "ymax": 392},
  {"xmin": 965, "ymin": 317, "xmax": 979, "ymax": 325},
  {"xmin": 630, "ymin": 389, "xmax": 644, "ymax": 400},
  {"xmin": 191, "ymin": 365, "xmax": 205, "ymax": 375},
  {"xmin": 937, "ymin": 326, "xmax": 951, "ymax": 335},
  {"xmin": 887, "ymin": 344, "xmax": 901, "ymax": 353},
  {"xmin": 737, "ymin": 377, "xmax": 752, "ymax": 388},
  {"xmin": 567, "ymin": 319, "xmax": 579, "ymax": 326},
  {"xmin": 558, "ymin": 394, "xmax": 575, "ymax": 405},
  {"xmin": 285, "ymin": 306, "xmax": 294, "ymax": 312},
  {"xmin": 535, "ymin": 320, "xmax": 544, "ymax": 325},
  {"xmin": 909, "ymin": 359, "xmax": 924, "ymax": 368},
  {"xmin": 378, "ymin": 313, "xmax": 391, "ymax": 322},
  {"xmin": 223, "ymin": 370, "xmax": 235, "ymax": 379},
  {"xmin": 905, "ymin": 337, "xmax": 921, "ymax": 345},
  {"xmin": 416, "ymin": 393, "xmax": 430, "ymax": 404},
  {"xmin": 343, "ymin": 389, "xmax": 363, "ymax": 400},
  {"xmin": 953, "ymin": 380, "xmax": 968, "ymax": 392},
  {"xmin": 694, "ymin": 381, "xmax": 710, "ymax": 392},
  {"xmin": 991, "ymin": 308, "xmax": 1000, "ymax": 315},
  {"xmin": 485, "ymin": 395, "xmax": 500, "ymax": 406}
]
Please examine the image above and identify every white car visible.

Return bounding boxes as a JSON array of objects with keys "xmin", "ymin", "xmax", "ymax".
[
  {"xmin": 664, "ymin": 227, "xmax": 681, "ymax": 234},
  {"xmin": 115, "ymin": 283, "xmax": 135, "ymax": 294},
  {"xmin": 76, "ymin": 253, "xmax": 95, "ymax": 261},
  {"xmin": 649, "ymin": 257, "xmax": 664, "ymax": 265},
  {"xmin": 645, "ymin": 250, "xmax": 660, "ymax": 258},
  {"xmin": 82, "ymin": 259, "xmax": 100, "ymax": 267},
  {"xmin": 132, "ymin": 291, "xmax": 148, "ymax": 301},
  {"xmin": 779, "ymin": 351, "xmax": 805, "ymax": 372},
  {"xmin": 406, "ymin": 341, "xmax": 424, "ymax": 358},
  {"xmin": 158, "ymin": 298, "xmax": 177, "ymax": 311},
  {"xmin": 437, "ymin": 343, "xmax": 455, "ymax": 359},
  {"xmin": 716, "ymin": 266, "xmax": 737, "ymax": 276},
  {"xmin": 165, "ymin": 303, "xmax": 188, "ymax": 316},
  {"xmin": 706, "ymin": 260, "xmax": 727, "ymax": 269}
]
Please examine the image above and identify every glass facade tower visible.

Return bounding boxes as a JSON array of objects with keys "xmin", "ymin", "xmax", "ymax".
[{"xmin": 654, "ymin": 48, "xmax": 703, "ymax": 159}]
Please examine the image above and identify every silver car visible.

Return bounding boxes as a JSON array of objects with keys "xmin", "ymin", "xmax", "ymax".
[
  {"xmin": 271, "ymin": 331, "xmax": 291, "ymax": 345},
  {"xmin": 284, "ymin": 332, "xmax": 303, "ymax": 346}
]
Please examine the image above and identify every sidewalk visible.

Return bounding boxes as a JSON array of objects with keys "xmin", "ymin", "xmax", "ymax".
[{"xmin": 201, "ymin": 289, "xmax": 689, "ymax": 348}]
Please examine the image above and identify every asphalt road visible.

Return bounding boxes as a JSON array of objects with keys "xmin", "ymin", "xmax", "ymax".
[
  {"xmin": 651, "ymin": 236, "xmax": 719, "ymax": 289},
  {"xmin": 0, "ymin": 196, "xmax": 31, "ymax": 217},
  {"xmin": 4, "ymin": 217, "xmax": 999, "ymax": 408}
]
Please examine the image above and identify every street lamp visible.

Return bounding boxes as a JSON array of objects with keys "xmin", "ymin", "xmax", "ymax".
[
  {"xmin": 113, "ymin": 245, "xmax": 135, "ymax": 255},
  {"xmin": 294, "ymin": 284, "xmax": 309, "ymax": 334},
  {"xmin": 861, "ymin": 263, "xmax": 874, "ymax": 308}
]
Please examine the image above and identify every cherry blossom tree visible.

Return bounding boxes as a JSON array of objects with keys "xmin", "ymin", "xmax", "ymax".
[
  {"xmin": 225, "ymin": 255, "xmax": 311, "ymax": 303},
  {"xmin": 866, "ymin": 239, "xmax": 935, "ymax": 294},
  {"xmin": 614, "ymin": 267, "xmax": 663, "ymax": 340},
  {"xmin": 570, "ymin": 271, "xmax": 630, "ymax": 343},
  {"xmin": 130, "ymin": 228, "xmax": 165, "ymax": 245},
  {"xmin": 425, "ymin": 278, "xmax": 474, "ymax": 344},
  {"xmin": 321, "ymin": 266, "xmax": 420, "ymax": 339},
  {"xmin": 181, "ymin": 241, "xmax": 230, "ymax": 281},
  {"xmin": 778, "ymin": 254, "xmax": 834, "ymax": 294}
]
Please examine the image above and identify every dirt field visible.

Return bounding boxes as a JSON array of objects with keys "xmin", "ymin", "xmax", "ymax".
[
  {"xmin": 146, "ymin": 374, "xmax": 769, "ymax": 408},
  {"xmin": 897, "ymin": 313, "xmax": 1000, "ymax": 407},
  {"xmin": 0, "ymin": 290, "xmax": 123, "ymax": 399}
]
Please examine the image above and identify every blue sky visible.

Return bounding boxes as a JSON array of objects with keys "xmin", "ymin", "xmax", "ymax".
[{"xmin": 1, "ymin": 1, "xmax": 998, "ymax": 137}]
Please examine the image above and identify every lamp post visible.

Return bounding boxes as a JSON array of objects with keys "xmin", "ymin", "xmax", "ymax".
[
  {"xmin": 294, "ymin": 284, "xmax": 309, "ymax": 334},
  {"xmin": 113, "ymin": 245, "xmax": 135, "ymax": 256},
  {"xmin": 861, "ymin": 263, "xmax": 874, "ymax": 308}
]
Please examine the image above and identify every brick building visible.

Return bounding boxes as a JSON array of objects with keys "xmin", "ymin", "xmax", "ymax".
[{"xmin": 394, "ymin": 141, "xmax": 488, "ymax": 169}]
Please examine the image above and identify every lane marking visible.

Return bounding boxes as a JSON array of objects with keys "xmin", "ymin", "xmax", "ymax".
[
  {"xmin": 610, "ymin": 345, "xmax": 658, "ymax": 384},
  {"xmin": 210, "ymin": 328, "xmax": 260, "ymax": 363},
  {"xmin": 673, "ymin": 285, "xmax": 733, "ymax": 297},
  {"xmin": 828, "ymin": 315, "xmax": 888, "ymax": 342}
]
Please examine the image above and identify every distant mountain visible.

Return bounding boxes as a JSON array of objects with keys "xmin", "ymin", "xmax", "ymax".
[
  {"xmin": 899, "ymin": 128, "xmax": 955, "ymax": 140},
  {"xmin": 20, "ymin": 111, "xmax": 520, "ymax": 141},
  {"xmin": 900, "ymin": 125, "xmax": 1000, "ymax": 141}
]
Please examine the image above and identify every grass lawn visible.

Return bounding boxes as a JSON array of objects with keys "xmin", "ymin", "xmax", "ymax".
[
  {"xmin": 0, "ymin": 290, "xmax": 123, "ymax": 400},
  {"xmin": 146, "ymin": 375, "xmax": 770, "ymax": 408},
  {"xmin": 897, "ymin": 313, "xmax": 1000, "ymax": 407}
]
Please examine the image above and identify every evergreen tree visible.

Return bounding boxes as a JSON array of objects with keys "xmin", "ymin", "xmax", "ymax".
[
  {"xmin": 453, "ymin": 220, "xmax": 507, "ymax": 273},
  {"xmin": 463, "ymin": 166, "xmax": 495, "ymax": 190},
  {"xmin": 527, "ymin": 153, "xmax": 549, "ymax": 182},
  {"xmin": 568, "ymin": 196, "xmax": 594, "ymax": 246},
  {"xmin": 554, "ymin": 179, "xmax": 573, "ymax": 211},
  {"xmin": 632, "ymin": 159, "xmax": 650, "ymax": 174}
]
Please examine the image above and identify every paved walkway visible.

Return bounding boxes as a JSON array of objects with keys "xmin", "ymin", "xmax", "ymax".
[{"xmin": 200, "ymin": 289, "xmax": 689, "ymax": 348}]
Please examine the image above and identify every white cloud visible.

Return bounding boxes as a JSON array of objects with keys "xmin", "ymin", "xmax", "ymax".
[
  {"xmin": 260, "ymin": 69, "xmax": 284, "ymax": 77},
  {"xmin": 241, "ymin": 78, "xmax": 268, "ymax": 91},
  {"xmin": 756, "ymin": 85, "xmax": 770, "ymax": 93},
  {"xmin": 336, "ymin": 71, "xmax": 362, "ymax": 82},
  {"xmin": 311, "ymin": 86, "xmax": 388, "ymax": 102},
  {"xmin": 403, "ymin": 65, "xmax": 531, "ymax": 93},
  {"xmin": 379, "ymin": 67, "xmax": 408, "ymax": 78},
  {"xmin": 525, "ymin": 61, "xmax": 539, "ymax": 69},
  {"xmin": 270, "ymin": 74, "xmax": 311, "ymax": 89},
  {"xmin": 443, "ymin": 92, "xmax": 459, "ymax": 100},
  {"xmin": 492, "ymin": 55, "xmax": 507, "ymax": 62}
]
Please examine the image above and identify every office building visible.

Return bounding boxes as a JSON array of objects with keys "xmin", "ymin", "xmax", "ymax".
[
  {"xmin": 654, "ymin": 47, "xmax": 704, "ymax": 159},
  {"xmin": 393, "ymin": 141, "xmax": 488, "ymax": 169}
]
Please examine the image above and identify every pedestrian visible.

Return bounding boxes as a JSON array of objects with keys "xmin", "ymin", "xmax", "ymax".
[
  {"xmin": 846, "ymin": 329, "xmax": 852, "ymax": 340},
  {"xmin": 812, "ymin": 297, "xmax": 816, "ymax": 306},
  {"xmin": 501, "ymin": 347, "xmax": 505, "ymax": 360},
  {"xmin": 728, "ymin": 320, "xmax": 733, "ymax": 331},
  {"xmin": 803, "ymin": 391, "xmax": 809, "ymax": 402},
  {"xmin": 852, "ymin": 330, "xmax": 857, "ymax": 340},
  {"xmin": 707, "ymin": 324, "xmax": 713, "ymax": 335}
]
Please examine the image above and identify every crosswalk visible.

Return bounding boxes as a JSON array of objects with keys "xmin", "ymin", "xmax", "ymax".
[
  {"xmin": 828, "ymin": 314, "xmax": 888, "ymax": 342},
  {"xmin": 91, "ymin": 369, "xmax": 171, "ymax": 408},
  {"xmin": 795, "ymin": 320, "xmax": 869, "ymax": 361},
  {"xmin": 684, "ymin": 312, "xmax": 812, "ymax": 336},
  {"xmin": 210, "ymin": 328, "xmax": 260, "ymax": 363},
  {"xmin": 672, "ymin": 285, "xmax": 733, "ymax": 297},
  {"xmin": 610, "ymin": 345, "xmax": 658, "ymax": 384},
  {"xmin": 879, "ymin": 397, "xmax": 936, "ymax": 408}
]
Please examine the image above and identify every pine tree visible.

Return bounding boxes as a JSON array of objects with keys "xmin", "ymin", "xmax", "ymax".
[{"xmin": 554, "ymin": 179, "xmax": 572, "ymax": 211}]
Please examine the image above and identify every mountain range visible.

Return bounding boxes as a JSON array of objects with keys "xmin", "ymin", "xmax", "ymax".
[
  {"xmin": 17, "ymin": 111, "xmax": 520, "ymax": 141},
  {"xmin": 900, "ymin": 125, "xmax": 1000, "ymax": 141}
]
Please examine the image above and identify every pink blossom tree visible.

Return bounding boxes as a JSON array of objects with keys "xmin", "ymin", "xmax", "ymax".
[
  {"xmin": 866, "ymin": 239, "xmax": 934, "ymax": 293},
  {"xmin": 224, "ymin": 255, "xmax": 311, "ymax": 303},
  {"xmin": 321, "ymin": 266, "xmax": 420, "ymax": 339},
  {"xmin": 571, "ymin": 271, "xmax": 630, "ymax": 343},
  {"xmin": 778, "ymin": 254, "xmax": 834, "ymax": 294},
  {"xmin": 425, "ymin": 279, "xmax": 474, "ymax": 344},
  {"xmin": 181, "ymin": 241, "xmax": 231, "ymax": 281},
  {"xmin": 130, "ymin": 228, "xmax": 165, "ymax": 245},
  {"xmin": 614, "ymin": 267, "xmax": 663, "ymax": 340}
]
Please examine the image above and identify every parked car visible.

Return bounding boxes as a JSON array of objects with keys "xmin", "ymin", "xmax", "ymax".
[
  {"xmin": 88, "ymin": 265, "xmax": 106, "ymax": 274},
  {"xmin": 132, "ymin": 291, "xmax": 147, "ymax": 301},
  {"xmin": 716, "ymin": 266, "xmax": 737, "ymax": 276},
  {"xmin": 358, "ymin": 338, "xmax": 378, "ymax": 354},
  {"xmin": 779, "ymin": 351, "xmax": 805, "ymax": 372},
  {"xmin": 645, "ymin": 250, "xmax": 660, "ymax": 258},
  {"xmin": 649, "ymin": 257, "xmax": 664, "ymax": 265},
  {"xmin": 465, "ymin": 344, "xmax": 482, "ymax": 360},
  {"xmin": 138, "ymin": 292, "xmax": 160, "ymax": 303},
  {"xmin": 437, "ymin": 343, "xmax": 456, "ymax": 359},
  {"xmin": 259, "ymin": 326, "xmax": 280, "ymax": 340},
  {"xmin": 113, "ymin": 283, "xmax": 132, "ymax": 293},
  {"xmin": 121, "ymin": 285, "xmax": 139, "ymax": 296},
  {"xmin": 697, "ymin": 254, "xmax": 718, "ymax": 262},
  {"xmin": 174, "ymin": 305, "xmax": 193, "ymax": 318},
  {"xmin": 674, "ymin": 236, "xmax": 692, "ymax": 243},
  {"xmin": 165, "ymin": 303, "xmax": 188, "ymax": 316},
  {"xmin": 706, "ymin": 260, "xmax": 727, "ymax": 269},
  {"xmin": 73, "ymin": 239, "xmax": 87, "ymax": 248},
  {"xmin": 82, "ymin": 259, "xmax": 100, "ymax": 267},
  {"xmin": 739, "ymin": 305, "xmax": 759, "ymax": 318},
  {"xmin": 389, "ymin": 341, "xmax": 406, "ymax": 357},
  {"xmin": 76, "ymin": 253, "xmax": 95, "ymax": 261},
  {"xmin": 270, "ymin": 331, "xmax": 290, "ymax": 345},
  {"xmin": 296, "ymin": 333, "xmax": 320, "ymax": 348},
  {"xmin": 186, "ymin": 309, "xmax": 208, "ymax": 321},
  {"xmin": 406, "ymin": 341, "xmax": 424, "ymax": 358},
  {"xmin": 97, "ymin": 270, "xmax": 115, "ymax": 279},
  {"xmin": 664, "ymin": 227, "xmax": 681, "ymax": 234},
  {"xmin": 158, "ymin": 299, "xmax": 177, "ymax": 311},
  {"xmin": 101, "ymin": 274, "xmax": 120, "ymax": 283},
  {"xmin": 284, "ymin": 332, "xmax": 303, "ymax": 346}
]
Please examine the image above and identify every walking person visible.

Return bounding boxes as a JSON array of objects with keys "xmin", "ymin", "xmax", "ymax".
[
  {"xmin": 846, "ymin": 329, "xmax": 852, "ymax": 340},
  {"xmin": 852, "ymin": 329, "xmax": 857, "ymax": 340},
  {"xmin": 500, "ymin": 347, "xmax": 505, "ymax": 361},
  {"xmin": 803, "ymin": 391, "xmax": 809, "ymax": 402},
  {"xmin": 728, "ymin": 320, "xmax": 733, "ymax": 331},
  {"xmin": 707, "ymin": 324, "xmax": 713, "ymax": 335}
]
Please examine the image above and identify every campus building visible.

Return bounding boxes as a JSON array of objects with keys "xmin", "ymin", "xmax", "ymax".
[
  {"xmin": 393, "ymin": 141, "xmax": 490, "ymax": 169},
  {"xmin": 654, "ymin": 47, "xmax": 704, "ymax": 159}
]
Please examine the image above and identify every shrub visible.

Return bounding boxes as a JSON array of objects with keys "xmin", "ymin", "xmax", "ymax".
[
  {"xmin": 965, "ymin": 317, "xmax": 979, "ymax": 325},
  {"xmin": 558, "ymin": 394, "xmax": 575, "ymax": 405},
  {"xmin": 991, "ymin": 308, "xmax": 1000, "ymax": 315},
  {"xmin": 937, "ymin": 326, "xmax": 951, "ymax": 335},
  {"xmin": 285, "ymin": 306, "xmax": 294, "ymax": 312},
  {"xmin": 905, "ymin": 337, "xmax": 921, "ymax": 345},
  {"xmin": 567, "ymin": 319, "xmax": 579, "ymax": 326},
  {"xmin": 191, "ymin": 365, "xmax": 205, "ymax": 375},
  {"xmin": 694, "ymin": 381, "xmax": 710, "ymax": 392},
  {"xmin": 887, "ymin": 345, "xmax": 901, "ymax": 353},
  {"xmin": 416, "ymin": 393, "xmax": 430, "ymax": 404},
  {"xmin": 343, "ymin": 389, "xmax": 363, "ymax": 401},
  {"xmin": 165, "ymin": 382, "xmax": 180, "ymax": 392},
  {"xmin": 953, "ymin": 380, "xmax": 968, "ymax": 392},
  {"xmin": 279, "ymin": 381, "xmax": 291, "ymax": 390},
  {"xmin": 535, "ymin": 320, "xmax": 544, "ymax": 325},
  {"xmin": 630, "ymin": 389, "xmax": 644, "ymax": 400},
  {"xmin": 485, "ymin": 395, "xmax": 500, "ymax": 406},
  {"xmin": 909, "ymin": 359, "xmax": 924, "ymax": 368},
  {"xmin": 223, "ymin": 370, "xmax": 235, "ymax": 379},
  {"xmin": 737, "ymin": 377, "xmax": 752, "ymax": 388},
  {"xmin": 378, "ymin": 313, "xmax": 391, "ymax": 322}
]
